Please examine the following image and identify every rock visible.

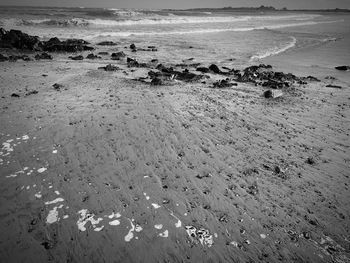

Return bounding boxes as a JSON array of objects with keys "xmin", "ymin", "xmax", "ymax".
[
  {"xmin": 86, "ymin": 53, "xmax": 101, "ymax": 59},
  {"xmin": 35, "ymin": 52, "xmax": 52, "ymax": 60},
  {"xmin": 149, "ymin": 65, "xmax": 206, "ymax": 83},
  {"xmin": 335, "ymin": 65, "xmax": 350, "ymax": 71},
  {"xmin": 11, "ymin": 93, "xmax": 20, "ymax": 97},
  {"xmin": 97, "ymin": 41, "xmax": 118, "ymax": 46},
  {"xmin": 326, "ymin": 84, "xmax": 342, "ymax": 89},
  {"xmin": 263, "ymin": 89, "xmax": 283, "ymax": 98},
  {"xmin": 306, "ymin": 157, "xmax": 315, "ymax": 165},
  {"xmin": 0, "ymin": 28, "xmax": 42, "ymax": 50},
  {"xmin": 111, "ymin": 51, "xmax": 126, "ymax": 60},
  {"xmin": 130, "ymin": 43, "xmax": 136, "ymax": 50},
  {"xmin": 274, "ymin": 166, "xmax": 281, "ymax": 174},
  {"xmin": 127, "ymin": 57, "xmax": 139, "ymax": 67},
  {"xmin": 325, "ymin": 76, "xmax": 336, "ymax": 80},
  {"xmin": 157, "ymin": 64, "xmax": 174, "ymax": 73},
  {"xmin": 151, "ymin": 59, "xmax": 158, "ymax": 63},
  {"xmin": 127, "ymin": 57, "xmax": 148, "ymax": 67},
  {"xmin": 303, "ymin": 76, "xmax": 320, "ymax": 82},
  {"xmin": 209, "ymin": 64, "xmax": 222, "ymax": 74},
  {"xmin": 212, "ymin": 79, "xmax": 237, "ymax": 88},
  {"xmin": 0, "ymin": 53, "xmax": 8, "ymax": 61},
  {"xmin": 25, "ymin": 90, "xmax": 38, "ymax": 96},
  {"xmin": 237, "ymin": 64, "xmax": 299, "ymax": 91},
  {"xmin": 68, "ymin": 55, "xmax": 84, "ymax": 60},
  {"xmin": 41, "ymin": 240, "xmax": 55, "ymax": 250},
  {"xmin": 247, "ymin": 184, "xmax": 259, "ymax": 196},
  {"xmin": 98, "ymin": 51, "xmax": 109, "ymax": 55},
  {"xmin": 176, "ymin": 71, "xmax": 203, "ymax": 82},
  {"xmin": 196, "ymin": 67, "xmax": 210, "ymax": 73},
  {"xmin": 98, "ymin": 64, "xmax": 120, "ymax": 71},
  {"xmin": 0, "ymin": 28, "xmax": 93, "ymax": 52},
  {"xmin": 43, "ymin": 38, "xmax": 93, "ymax": 52},
  {"xmin": 303, "ymin": 232, "xmax": 311, "ymax": 239},
  {"xmin": 151, "ymin": 78, "xmax": 162, "ymax": 86},
  {"xmin": 8, "ymin": 55, "xmax": 31, "ymax": 62},
  {"xmin": 52, "ymin": 83, "xmax": 63, "ymax": 91}
]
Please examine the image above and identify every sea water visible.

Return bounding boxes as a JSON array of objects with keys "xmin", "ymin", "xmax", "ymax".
[{"xmin": 0, "ymin": 6, "xmax": 349, "ymax": 70}]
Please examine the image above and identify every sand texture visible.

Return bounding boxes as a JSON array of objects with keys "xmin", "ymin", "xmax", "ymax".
[{"xmin": 0, "ymin": 54, "xmax": 350, "ymax": 263}]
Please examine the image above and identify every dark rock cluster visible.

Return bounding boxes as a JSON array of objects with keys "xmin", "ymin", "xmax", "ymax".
[{"xmin": 0, "ymin": 28, "xmax": 93, "ymax": 52}]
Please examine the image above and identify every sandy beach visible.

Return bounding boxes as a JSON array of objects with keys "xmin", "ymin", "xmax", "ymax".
[{"xmin": 0, "ymin": 39, "xmax": 349, "ymax": 262}]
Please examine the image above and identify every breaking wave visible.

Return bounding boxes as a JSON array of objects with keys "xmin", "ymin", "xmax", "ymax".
[
  {"xmin": 250, "ymin": 36, "xmax": 297, "ymax": 60},
  {"xmin": 1, "ymin": 14, "xmax": 323, "ymax": 28},
  {"xmin": 85, "ymin": 20, "xmax": 340, "ymax": 39}
]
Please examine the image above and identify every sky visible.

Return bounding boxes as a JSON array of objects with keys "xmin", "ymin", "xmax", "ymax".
[{"xmin": 0, "ymin": 0, "xmax": 350, "ymax": 10}]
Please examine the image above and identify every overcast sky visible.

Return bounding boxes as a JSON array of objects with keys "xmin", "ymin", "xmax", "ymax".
[{"xmin": 0, "ymin": 0, "xmax": 349, "ymax": 9}]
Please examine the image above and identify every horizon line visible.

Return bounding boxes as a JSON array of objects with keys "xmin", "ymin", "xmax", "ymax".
[{"xmin": 0, "ymin": 4, "xmax": 349, "ymax": 11}]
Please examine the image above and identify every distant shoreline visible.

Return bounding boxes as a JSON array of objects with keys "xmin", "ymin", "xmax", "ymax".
[{"xmin": 0, "ymin": 5, "xmax": 349, "ymax": 13}]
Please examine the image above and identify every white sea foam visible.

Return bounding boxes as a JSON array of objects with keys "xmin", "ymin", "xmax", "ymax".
[
  {"xmin": 45, "ymin": 197, "xmax": 64, "ymax": 205},
  {"xmin": 124, "ymin": 218, "xmax": 135, "ymax": 242},
  {"xmin": 37, "ymin": 167, "xmax": 47, "ymax": 173},
  {"xmin": 154, "ymin": 224, "xmax": 163, "ymax": 229},
  {"xmin": 158, "ymin": 230, "xmax": 169, "ymax": 238},
  {"xmin": 109, "ymin": 220, "xmax": 120, "ymax": 226},
  {"xmin": 46, "ymin": 206, "xmax": 59, "ymax": 224},
  {"xmin": 46, "ymin": 204, "xmax": 63, "ymax": 224},
  {"xmin": 0, "ymin": 14, "xmax": 321, "ymax": 28},
  {"xmin": 251, "ymin": 36, "xmax": 297, "ymax": 60},
  {"xmin": 151, "ymin": 203, "xmax": 161, "ymax": 209},
  {"xmin": 77, "ymin": 209, "xmax": 103, "ymax": 231},
  {"xmin": 86, "ymin": 20, "xmax": 339, "ymax": 39}
]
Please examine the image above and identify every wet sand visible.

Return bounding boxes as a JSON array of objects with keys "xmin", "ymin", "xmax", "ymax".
[{"xmin": 0, "ymin": 51, "xmax": 350, "ymax": 262}]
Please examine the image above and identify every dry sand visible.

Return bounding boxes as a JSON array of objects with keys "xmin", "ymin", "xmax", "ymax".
[{"xmin": 0, "ymin": 52, "xmax": 350, "ymax": 262}]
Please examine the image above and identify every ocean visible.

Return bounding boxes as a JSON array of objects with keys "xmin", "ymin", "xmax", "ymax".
[{"xmin": 1, "ymin": 6, "xmax": 350, "ymax": 72}]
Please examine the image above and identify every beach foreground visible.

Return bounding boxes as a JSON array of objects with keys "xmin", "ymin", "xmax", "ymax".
[{"xmin": 0, "ymin": 41, "xmax": 349, "ymax": 262}]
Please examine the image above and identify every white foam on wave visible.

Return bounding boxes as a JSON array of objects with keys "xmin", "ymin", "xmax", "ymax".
[
  {"xmin": 86, "ymin": 20, "xmax": 340, "ymax": 39},
  {"xmin": 84, "ymin": 14, "xmax": 321, "ymax": 27},
  {"xmin": 0, "ymin": 14, "xmax": 321, "ymax": 28},
  {"xmin": 251, "ymin": 36, "xmax": 297, "ymax": 60}
]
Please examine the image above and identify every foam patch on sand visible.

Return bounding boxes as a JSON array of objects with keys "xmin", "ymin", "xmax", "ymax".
[
  {"xmin": 77, "ymin": 209, "xmax": 104, "ymax": 231},
  {"xmin": 45, "ymin": 198, "xmax": 64, "ymax": 205},
  {"xmin": 143, "ymin": 192, "xmax": 150, "ymax": 200},
  {"xmin": 151, "ymin": 203, "xmax": 161, "ymax": 209},
  {"xmin": 159, "ymin": 230, "xmax": 169, "ymax": 238},
  {"xmin": 1, "ymin": 139, "xmax": 14, "ymax": 157},
  {"xmin": 170, "ymin": 211, "xmax": 182, "ymax": 228},
  {"xmin": 37, "ymin": 167, "xmax": 47, "ymax": 173},
  {"xmin": 107, "ymin": 212, "xmax": 121, "ymax": 219},
  {"xmin": 1, "ymin": 135, "xmax": 30, "ymax": 159},
  {"xmin": 46, "ymin": 204, "xmax": 64, "ymax": 224},
  {"xmin": 5, "ymin": 167, "xmax": 30, "ymax": 178},
  {"xmin": 185, "ymin": 226, "xmax": 214, "ymax": 247},
  {"xmin": 154, "ymin": 224, "xmax": 163, "ymax": 229},
  {"xmin": 109, "ymin": 220, "xmax": 120, "ymax": 226},
  {"xmin": 124, "ymin": 218, "xmax": 142, "ymax": 242},
  {"xmin": 107, "ymin": 212, "xmax": 121, "ymax": 226}
]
